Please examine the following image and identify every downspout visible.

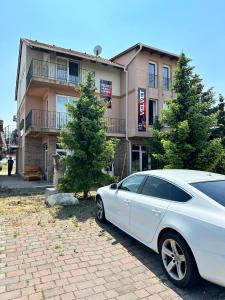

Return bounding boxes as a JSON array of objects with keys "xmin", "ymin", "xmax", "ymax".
[{"xmin": 124, "ymin": 43, "xmax": 143, "ymax": 175}]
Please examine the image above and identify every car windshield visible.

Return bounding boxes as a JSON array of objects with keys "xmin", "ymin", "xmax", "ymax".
[{"xmin": 191, "ymin": 180, "xmax": 225, "ymax": 207}]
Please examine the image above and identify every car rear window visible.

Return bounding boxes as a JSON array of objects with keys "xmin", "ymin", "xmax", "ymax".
[{"xmin": 191, "ymin": 180, "xmax": 225, "ymax": 207}]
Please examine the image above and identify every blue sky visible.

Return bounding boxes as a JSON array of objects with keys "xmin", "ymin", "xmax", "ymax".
[{"xmin": 0, "ymin": 0, "xmax": 225, "ymax": 126}]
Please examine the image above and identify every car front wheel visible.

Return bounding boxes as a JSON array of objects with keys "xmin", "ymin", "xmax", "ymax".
[
  {"xmin": 159, "ymin": 232, "xmax": 199, "ymax": 288},
  {"xmin": 95, "ymin": 196, "xmax": 106, "ymax": 223}
]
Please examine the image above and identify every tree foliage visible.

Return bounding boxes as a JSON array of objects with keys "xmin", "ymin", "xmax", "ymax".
[
  {"xmin": 59, "ymin": 72, "xmax": 117, "ymax": 196},
  {"xmin": 150, "ymin": 53, "xmax": 223, "ymax": 172}
]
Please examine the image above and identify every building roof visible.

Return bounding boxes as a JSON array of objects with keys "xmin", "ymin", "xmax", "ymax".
[
  {"xmin": 139, "ymin": 169, "xmax": 225, "ymax": 183},
  {"xmin": 22, "ymin": 38, "xmax": 124, "ymax": 68},
  {"xmin": 15, "ymin": 38, "xmax": 125, "ymax": 101},
  {"xmin": 111, "ymin": 42, "xmax": 180, "ymax": 61}
]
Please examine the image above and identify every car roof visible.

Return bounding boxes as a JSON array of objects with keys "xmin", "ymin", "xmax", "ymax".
[{"xmin": 137, "ymin": 169, "xmax": 225, "ymax": 184}]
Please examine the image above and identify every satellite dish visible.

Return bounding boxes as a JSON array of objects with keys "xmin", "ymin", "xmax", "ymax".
[{"xmin": 93, "ymin": 45, "xmax": 102, "ymax": 57}]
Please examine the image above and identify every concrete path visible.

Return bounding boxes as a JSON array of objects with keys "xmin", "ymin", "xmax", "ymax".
[{"xmin": 0, "ymin": 174, "xmax": 52, "ymax": 189}]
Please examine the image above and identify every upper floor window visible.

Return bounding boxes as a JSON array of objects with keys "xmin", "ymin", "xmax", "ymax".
[
  {"xmin": 57, "ymin": 58, "xmax": 79, "ymax": 83},
  {"xmin": 149, "ymin": 99, "xmax": 157, "ymax": 126},
  {"xmin": 149, "ymin": 62, "xmax": 157, "ymax": 88},
  {"xmin": 163, "ymin": 65, "xmax": 170, "ymax": 90},
  {"xmin": 56, "ymin": 95, "xmax": 77, "ymax": 128}
]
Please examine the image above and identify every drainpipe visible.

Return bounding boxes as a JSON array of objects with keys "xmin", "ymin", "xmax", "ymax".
[{"xmin": 124, "ymin": 43, "xmax": 143, "ymax": 175}]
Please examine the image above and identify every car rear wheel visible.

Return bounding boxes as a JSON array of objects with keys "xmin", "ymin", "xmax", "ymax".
[
  {"xmin": 159, "ymin": 232, "xmax": 199, "ymax": 288},
  {"xmin": 96, "ymin": 196, "xmax": 106, "ymax": 222}
]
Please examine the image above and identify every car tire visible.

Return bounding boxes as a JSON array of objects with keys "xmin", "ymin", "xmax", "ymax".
[
  {"xmin": 159, "ymin": 231, "xmax": 199, "ymax": 288},
  {"xmin": 96, "ymin": 196, "xmax": 106, "ymax": 223}
]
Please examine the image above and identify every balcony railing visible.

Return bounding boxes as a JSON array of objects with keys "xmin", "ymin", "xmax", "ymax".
[
  {"xmin": 25, "ymin": 110, "xmax": 125, "ymax": 134},
  {"xmin": 148, "ymin": 74, "xmax": 158, "ymax": 88},
  {"xmin": 26, "ymin": 59, "xmax": 95, "ymax": 87}
]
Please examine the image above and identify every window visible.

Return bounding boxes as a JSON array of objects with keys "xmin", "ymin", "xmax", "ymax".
[
  {"xmin": 163, "ymin": 65, "xmax": 170, "ymax": 90},
  {"xmin": 120, "ymin": 175, "xmax": 146, "ymax": 193},
  {"xmin": 57, "ymin": 58, "xmax": 79, "ymax": 83},
  {"xmin": 56, "ymin": 95, "xmax": 76, "ymax": 128},
  {"xmin": 131, "ymin": 145, "xmax": 150, "ymax": 173},
  {"xmin": 69, "ymin": 61, "xmax": 79, "ymax": 83},
  {"xmin": 149, "ymin": 99, "xmax": 157, "ymax": 125},
  {"xmin": 191, "ymin": 180, "xmax": 225, "ymax": 207},
  {"xmin": 141, "ymin": 176, "xmax": 191, "ymax": 202},
  {"xmin": 149, "ymin": 63, "xmax": 157, "ymax": 88}
]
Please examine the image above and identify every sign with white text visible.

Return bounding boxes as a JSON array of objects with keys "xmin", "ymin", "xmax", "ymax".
[
  {"xmin": 100, "ymin": 80, "xmax": 112, "ymax": 108},
  {"xmin": 138, "ymin": 88, "xmax": 146, "ymax": 131}
]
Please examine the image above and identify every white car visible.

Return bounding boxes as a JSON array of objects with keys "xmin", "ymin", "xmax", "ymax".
[{"xmin": 96, "ymin": 169, "xmax": 225, "ymax": 288}]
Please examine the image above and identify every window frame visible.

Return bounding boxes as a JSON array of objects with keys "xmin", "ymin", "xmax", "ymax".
[
  {"xmin": 148, "ymin": 61, "xmax": 158, "ymax": 88},
  {"xmin": 56, "ymin": 56, "xmax": 80, "ymax": 83},
  {"xmin": 118, "ymin": 175, "xmax": 146, "ymax": 194},
  {"xmin": 149, "ymin": 99, "xmax": 157, "ymax": 126},
  {"xmin": 139, "ymin": 175, "xmax": 193, "ymax": 202},
  {"xmin": 162, "ymin": 65, "xmax": 171, "ymax": 90}
]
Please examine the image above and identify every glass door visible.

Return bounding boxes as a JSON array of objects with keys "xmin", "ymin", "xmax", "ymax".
[
  {"xmin": 57, "ymin": 58, "xmax": 67, "ymax": 81},
  {"xmin": 69, "ymin": 61, "xmax": 79, "ymax": 83},
  {"xmin": 131, "ymin": 145, "xmax": 150, "ymax": 172}
]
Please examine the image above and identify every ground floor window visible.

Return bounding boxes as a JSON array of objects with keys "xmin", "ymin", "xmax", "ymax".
[{"xmin": 131, "ymin": 145, "xmax": 151, "ymax": 173}]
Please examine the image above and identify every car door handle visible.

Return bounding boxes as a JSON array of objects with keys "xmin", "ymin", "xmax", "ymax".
[
  {"xmin": 152, "ymin": 208, "xmax": 162, "ymax": 215},
  {"xmin": 124, "ymin": 199, "xmax": 130, "ymax": 205}
]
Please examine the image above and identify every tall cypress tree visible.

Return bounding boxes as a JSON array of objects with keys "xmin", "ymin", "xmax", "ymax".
[
  {"xmin": 59, "ymin": 72, "xmax": 117, "ymax": 197},
  {"xmin": 151, "ymin": 53, "xmax": 223, "ymax": 171}
]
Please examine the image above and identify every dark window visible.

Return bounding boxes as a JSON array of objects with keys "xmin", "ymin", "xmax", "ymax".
[
  {"xmin": 69, "ymin": 61, "xmax": 79, "ymax": 83},
  {"xmin": 149, "ymin": 100, "xmax": 157, "ymax": 125},
  {"xmin": 191, "ymin": 180, "xmax": 225, "ymax": 207},
  {"xmin": 149, "ymin": 63, "xmax": 157, "ymax": 88},
  {"xmin": 141, "ymin": 176, "xmax": 191, "ymax": 202},
  {"xmin": 120, "ymin": 175, "xmax": 146, "ymax": 193},
  {"xmin": 163, "ymin": 66, "xmax": 170, "ymax": 90}
]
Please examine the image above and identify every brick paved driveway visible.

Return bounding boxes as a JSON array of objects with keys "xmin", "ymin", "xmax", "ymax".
[{"xmin": 0, "ymin": 191, "xmax": 225, "ymax": 300}]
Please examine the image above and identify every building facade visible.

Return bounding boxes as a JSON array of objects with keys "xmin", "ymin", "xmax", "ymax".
[{"xmin": 15, "ymin": 39, "xmax": 178, "ymax": 181}]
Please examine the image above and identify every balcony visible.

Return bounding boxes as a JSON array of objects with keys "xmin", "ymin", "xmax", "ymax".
[
  {"xmin": 25, "ymin": 110, "xmax": 125, "ymax": 135},
  {"xmin": 26, "ymin": 59, "xmax": 95, "ymax": 88}
]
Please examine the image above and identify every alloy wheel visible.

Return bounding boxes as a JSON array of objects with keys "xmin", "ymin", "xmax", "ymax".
[
  {"xmin": 161, "ymin": 238, "xmax": 186, "ymax": 281},
  {"xmin": 96, "ymin": 198, "xmax": 103, "ymax": 220}
]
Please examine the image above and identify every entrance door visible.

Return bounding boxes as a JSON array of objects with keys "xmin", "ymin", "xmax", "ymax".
[
  {"xmin": 44, "ymin": 144, "xmax": 48, "ymax": 180},
  {"xmin": 131, "ymin": 145, "xmax": 150, "ymax": 173}
]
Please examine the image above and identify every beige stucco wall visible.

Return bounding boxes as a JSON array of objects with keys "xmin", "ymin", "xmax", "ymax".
[
  {"xmin": 113, "ymin": 50, "xmax": 178, "ymax": 138},
  {"xmin": 17, "ymin": 43, "xmax": 27, "ymax": 108}
]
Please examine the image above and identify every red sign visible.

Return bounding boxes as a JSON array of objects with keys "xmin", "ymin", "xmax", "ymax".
[
  {"xmin": 100, "ymin": 80, "xmax": 112, "ymax": 108},
  {"xmin": 138, "ymin": 88, "xmax": 146, "ymax": 131}
]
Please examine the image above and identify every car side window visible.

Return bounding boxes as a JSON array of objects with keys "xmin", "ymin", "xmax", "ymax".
[
  {"xmin": 119, "ymin": 175, "xmax": 146, "ymax": 193},
  {"xmin": 141, "ymin": 176, "xmax": 191, "ymax": 202}
]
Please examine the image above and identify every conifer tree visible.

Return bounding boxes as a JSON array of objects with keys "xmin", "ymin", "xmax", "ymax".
[
  {"xmin": 59, "ymin": 72, "xmax": 117, "ymax": 197},
  {"xmin": 151, "ymin": 53, "xmax": 223, "ymax": 171}
]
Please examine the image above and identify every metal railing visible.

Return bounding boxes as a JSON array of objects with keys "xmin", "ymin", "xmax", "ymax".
[
  {"xmin": 106, "ymin": 118, "xmax": 126, "ymax": 134},
  {"xmin": 25, "ymin": 110, "xmax": 126, "ymax": 134},
  {"xmin": 149, "ymin": 74, "xmax": 158, "ymax": 88},
  {"xmin": 26, "ymin": 59, "xmax": 95, "ymax": 87}
]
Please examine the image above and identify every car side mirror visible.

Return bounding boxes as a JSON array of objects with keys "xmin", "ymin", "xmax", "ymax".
[{"xmin": 110, "ymin": 183, "xmax": 118, "ymax": 190}]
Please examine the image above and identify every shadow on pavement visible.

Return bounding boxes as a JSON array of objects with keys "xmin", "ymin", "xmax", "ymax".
[{"xmin": 97, "ymin": 219, "xmax": 225, "ymax": 299}]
